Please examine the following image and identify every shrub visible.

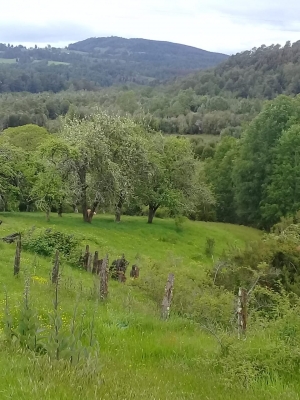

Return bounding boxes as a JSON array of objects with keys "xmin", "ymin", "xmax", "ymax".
[
  {"xmin": 211, "ymin": 227, "xmax": 300, "ymax": 295},
  {"xmin": 205, "ymin": 237, "xmax": 215, "ymax": 257},
  {"xmin": 23, "ymin": 227, "xmax": 80, "ymax": 260},
  {"xmin": 174, "ymin": 215, "xmax": 186, "ymax": 232}
]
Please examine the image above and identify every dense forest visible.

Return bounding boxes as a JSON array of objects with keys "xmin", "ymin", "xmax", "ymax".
[
  {"xmin": 2, "ymin": 40, "xmax": 300, "ymax": 136},
  {"xmin": 0, "ymin": 37, "xmax": 227, "ymax": 92}
]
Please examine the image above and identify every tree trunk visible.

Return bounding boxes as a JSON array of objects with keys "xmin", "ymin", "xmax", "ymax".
[
  {"xmin": 57, "ymin": 202, "xmax": 63, "ymax": 217},
  {"xmin": 148, "ymin": 205, "xmax": 158, "ymax": 224},
  {"xmin": 46, "ymin": 209, "xmax": 50, "ymax": 222},
  {"xmin": 78, "ymin": 166, "xmax": 89, "ymax": 223},
  {"xmin": 115, "ymin": 195, "xmax": 124, "ymax": 223},
  {"xmin": 115, "ymin": 210, "xmax": 121, "ymax": 222}
]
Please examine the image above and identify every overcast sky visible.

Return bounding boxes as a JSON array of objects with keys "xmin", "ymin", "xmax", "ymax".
[{"xmin": 1, "ymin": 0, "xmax": 300, "ymax": 54}]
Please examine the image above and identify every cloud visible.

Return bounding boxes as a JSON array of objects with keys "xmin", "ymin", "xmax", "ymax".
[
  {"xmin": 0, "ymin": 0, "xmax": 300, "ymax": 54},
  {"xmin": 0, "ymin": 21, "xmax": 98, "ymax": 44}
]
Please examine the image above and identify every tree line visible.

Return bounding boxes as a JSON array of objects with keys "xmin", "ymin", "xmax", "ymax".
[
  {"xmin": 0, "ymin": 89, "xmax": 263, "ymax": 137},
  {"xmin": 0, "ymin": 117, "xmax": 214, "ymax": 223},
  {"xmin": 1, "ymin": 95, "xmax": 300, "ymax": 230},
  {"xmin": 205, "ymin": 94, "xmax": 300, "ymax": 229}
]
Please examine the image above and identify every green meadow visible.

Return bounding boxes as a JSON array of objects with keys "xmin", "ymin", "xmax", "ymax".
[{"xmin": 0, "ymin": 212, "xmax": 299, "ymax": 399}]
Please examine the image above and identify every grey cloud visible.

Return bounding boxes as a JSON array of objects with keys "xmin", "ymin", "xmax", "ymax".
[
  {"xmin": 216, "ymin": 3, "xmax": 300, "ymax": 29},
  {"xmin": 0, "ymin": 21, "xmax": 100, "ymax": 44}
]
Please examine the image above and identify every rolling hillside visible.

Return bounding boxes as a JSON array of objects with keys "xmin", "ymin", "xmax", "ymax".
[
  {"xmin": 0, "ymin": 37, "xmax": 228, "ymax": 93},
  {"xmin": 0, "ymin": 212, "xmax": 299, "ymax": 399}
]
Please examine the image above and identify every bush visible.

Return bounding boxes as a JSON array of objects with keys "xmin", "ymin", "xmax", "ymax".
[
  {"xmin": 211, "ymin": 226, "xmax": 300, "ymax": 295},
  {"xmin": 205, "ymin": 237, "xmax": 215, "ymax": 257},
  {"xmin": 23, "ymin": 227, "xmax": 80, "ymax": 260},
  {"xmin": 174, "ymin": 215, "xmax": 187, "ymax": 232}
]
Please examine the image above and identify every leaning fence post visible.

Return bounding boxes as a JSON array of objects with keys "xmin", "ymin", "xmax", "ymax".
[
  {"xmin": 14, "ymin": 234, "xmax": 21, "ymax": 276},
  {"xmin": 51, "ymin": 250, "xmax": 60, "ymax": 284},
  {"xmin": 99, "ymin": 255, "xmax": 108, "ymax": 300},
  {"xmin": 237, "ymin": 287, "xmax": 247, "ymax": 338},
  {"xmin": 161, "ymin": 273, "xmax": 175, "ymax": 320}
]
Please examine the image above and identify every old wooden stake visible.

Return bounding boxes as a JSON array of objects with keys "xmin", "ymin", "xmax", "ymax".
[
  {"xmin": 237, "ymin": 287, "xmax": 247, "ymax": 338},
  {"xmin": 14, "ymin": 235, "xmax": 21, "ymax": 276},
  {"xmin": 130, "ymin": 265, "xmax": 140, "ymax": 279},
  {"xmin": 87, "ymin": 252, "xmax": 93, "ymax": 272},
  {"xmin": 51, "ymin": 250, "xmax": 60, "ymax": 284},
  {"xmin": 99, "ymin": 256, "xmax": 108, "ymax": 300},
  {"xmin": 161, "ymin": 273, "xmax": 175, "ymax": 320},
  {"xmin": 92, "ymin": 251, "xmax": 99, "ymax": 274},
  {"xmin": 83, "ymin": 245, "xmax": 90, "ymax": 270}
]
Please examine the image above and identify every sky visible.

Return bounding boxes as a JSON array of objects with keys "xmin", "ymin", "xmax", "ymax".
[{"xmin": 1, "ymin": 0, "xmax": 300, "ymax": 54}]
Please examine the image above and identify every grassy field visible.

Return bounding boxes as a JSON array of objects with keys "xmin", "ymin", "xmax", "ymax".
[
  {"xmin": 0, "ymin": 58, "xmax": 17, "ymax": 64},
  {"xmin": 48, "ymin": 61, "xmax": 70, "ymax": 66},
  {"xmin": 0, "ymin": 212, "xmax": 299, "ymax": 399}
]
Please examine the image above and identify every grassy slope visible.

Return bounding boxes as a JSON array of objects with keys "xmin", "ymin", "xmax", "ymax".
[{"xmin": 0, "ymin": 213, "xmax": 298, "ymax": 399}]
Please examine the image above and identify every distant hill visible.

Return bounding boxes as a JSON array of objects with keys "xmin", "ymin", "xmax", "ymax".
[
  {"xmin": 68, "ymin": 36, "xmax": 228, "ymax": 76},
  {"xmin": 0, "ymin": 37, "xmax": 228, "ymax": 94}
]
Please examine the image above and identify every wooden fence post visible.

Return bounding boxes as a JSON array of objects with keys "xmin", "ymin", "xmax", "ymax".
[
  {"xmin": 14, "ymin": 235, "xmax": 21, "ymax": 276},
  {"xmin": 92, "ymin": 251, "xmax": 99, "ymax": 274},
  {"xmin": 87, "ymin": 252, "xmax": 93, "ymax": 272},
  {"xmin": 237, "ymin": 287, "xmax": 247, "ymax": 338},
  {"xmin": 51, "ymin": 250, "xmax": 60, "ymax": 284},
  {"xmin": 130, "ymin": 265, "xmax": 140, "ymax": 279},
  {"xmin": 161, "ymin": 273, "xmax": 175, "ymax": 320},
  {"xmin": 99, "ymin": 256, "xmax": 108, "ymax": 300},
  {"xmin": 83, "ymin": 245, "xmax": 90, "ymax": 270}
]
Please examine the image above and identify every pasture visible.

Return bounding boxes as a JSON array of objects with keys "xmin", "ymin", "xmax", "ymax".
[{"xmin": 0, "ymin": 212, "xmax": 298, "ymax": 399}]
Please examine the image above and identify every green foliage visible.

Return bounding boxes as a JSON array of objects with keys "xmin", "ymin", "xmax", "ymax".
[
  {"xmin": 2, "ymin": 276, "xmax": 99, "ymax": 365},
  {"xmin": 233, "ymin": 95, "xmax": 300, "ymax": 227},
  {"xmin": 22, "ymin": 227, "xmax": 80, "ymax": 259},
  {"xmin": 261, "ymin": 124, "xmax": 300, "ymax": 227},
  {"xmin": 205, "ymin": 136, "xmax": 238, "ymax": 223},
  {"xmin": 212, "ymin": 220, "xmax": 300, "ymax": 296},
  {"xmin": 0, "ymin": 124, "xmax": 50, "ymax": 151},
  {"xmin": 205, "ymin": 238, "xmax": 215, "ymax": 257}
]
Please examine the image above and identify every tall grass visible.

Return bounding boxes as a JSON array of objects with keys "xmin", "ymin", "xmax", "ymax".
[{"xmin": 0, "ymin": 212, "xmax": 299, "ymax": 399}]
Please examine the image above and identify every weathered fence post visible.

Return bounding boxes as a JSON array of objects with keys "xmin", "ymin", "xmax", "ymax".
[
  {"xmin": 83, "ymin": 245, "xmax": 90, "ymax": 270},
  {"xmin": 130, "ymin": 265, "xmax": 140, "ymax": 279},
  {"xmin": 14, "ymin": 235, "xmax": 21, "ymax": 276},
  {"xmin": 92, "ymin": 251, "xmax": 99, "ymax": 274},
  {"xmin": 161, "ymin": 273, "xmax": 175, "ymax": 320},
  {"xmin": 51, "ymin": 250, "xmax": 60, "ymax": 284},
  {"xmin": 99, "ymin": 256, "xmax": 108, "ymax": 300},
  {"xmin": 87, "ymin": 252, "xmax": 93, "ymax": 272},
  {"xmin": 237, "ymin": 287, "xmax": 247, "ymax": 338}
]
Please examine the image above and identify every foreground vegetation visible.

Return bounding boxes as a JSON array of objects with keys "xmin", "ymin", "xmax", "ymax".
[{"xmin": 1, "ymin": 212, "xmax": 300, "ymax": 399}]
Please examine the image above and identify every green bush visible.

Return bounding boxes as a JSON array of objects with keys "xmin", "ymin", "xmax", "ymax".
[
  {"xmin": 23, "ymin": 227, "xmax": 80, "ymax": 259},
  {"xmin": 211, "ymin": 226, "xmax": 300, "ymax": 295},
  {"xmin": 205, "ymin": 237, "xmax": 215, "ymax": 257}
]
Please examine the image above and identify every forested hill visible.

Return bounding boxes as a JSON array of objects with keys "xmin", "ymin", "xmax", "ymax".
[
  {"xmin": 2, "ymin": 40, "xmax": 300, "ymax": 137},
  {"xmin": 172, "ymin": 40, "xmax": 300, "ymax": 99},
  {"xmin": 0, "ymin": 37, "xmax": 227, "ymax": 93},
  {"xmin": 68, "ymin": 36, "xmax": 228, "ymax": 72}
]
